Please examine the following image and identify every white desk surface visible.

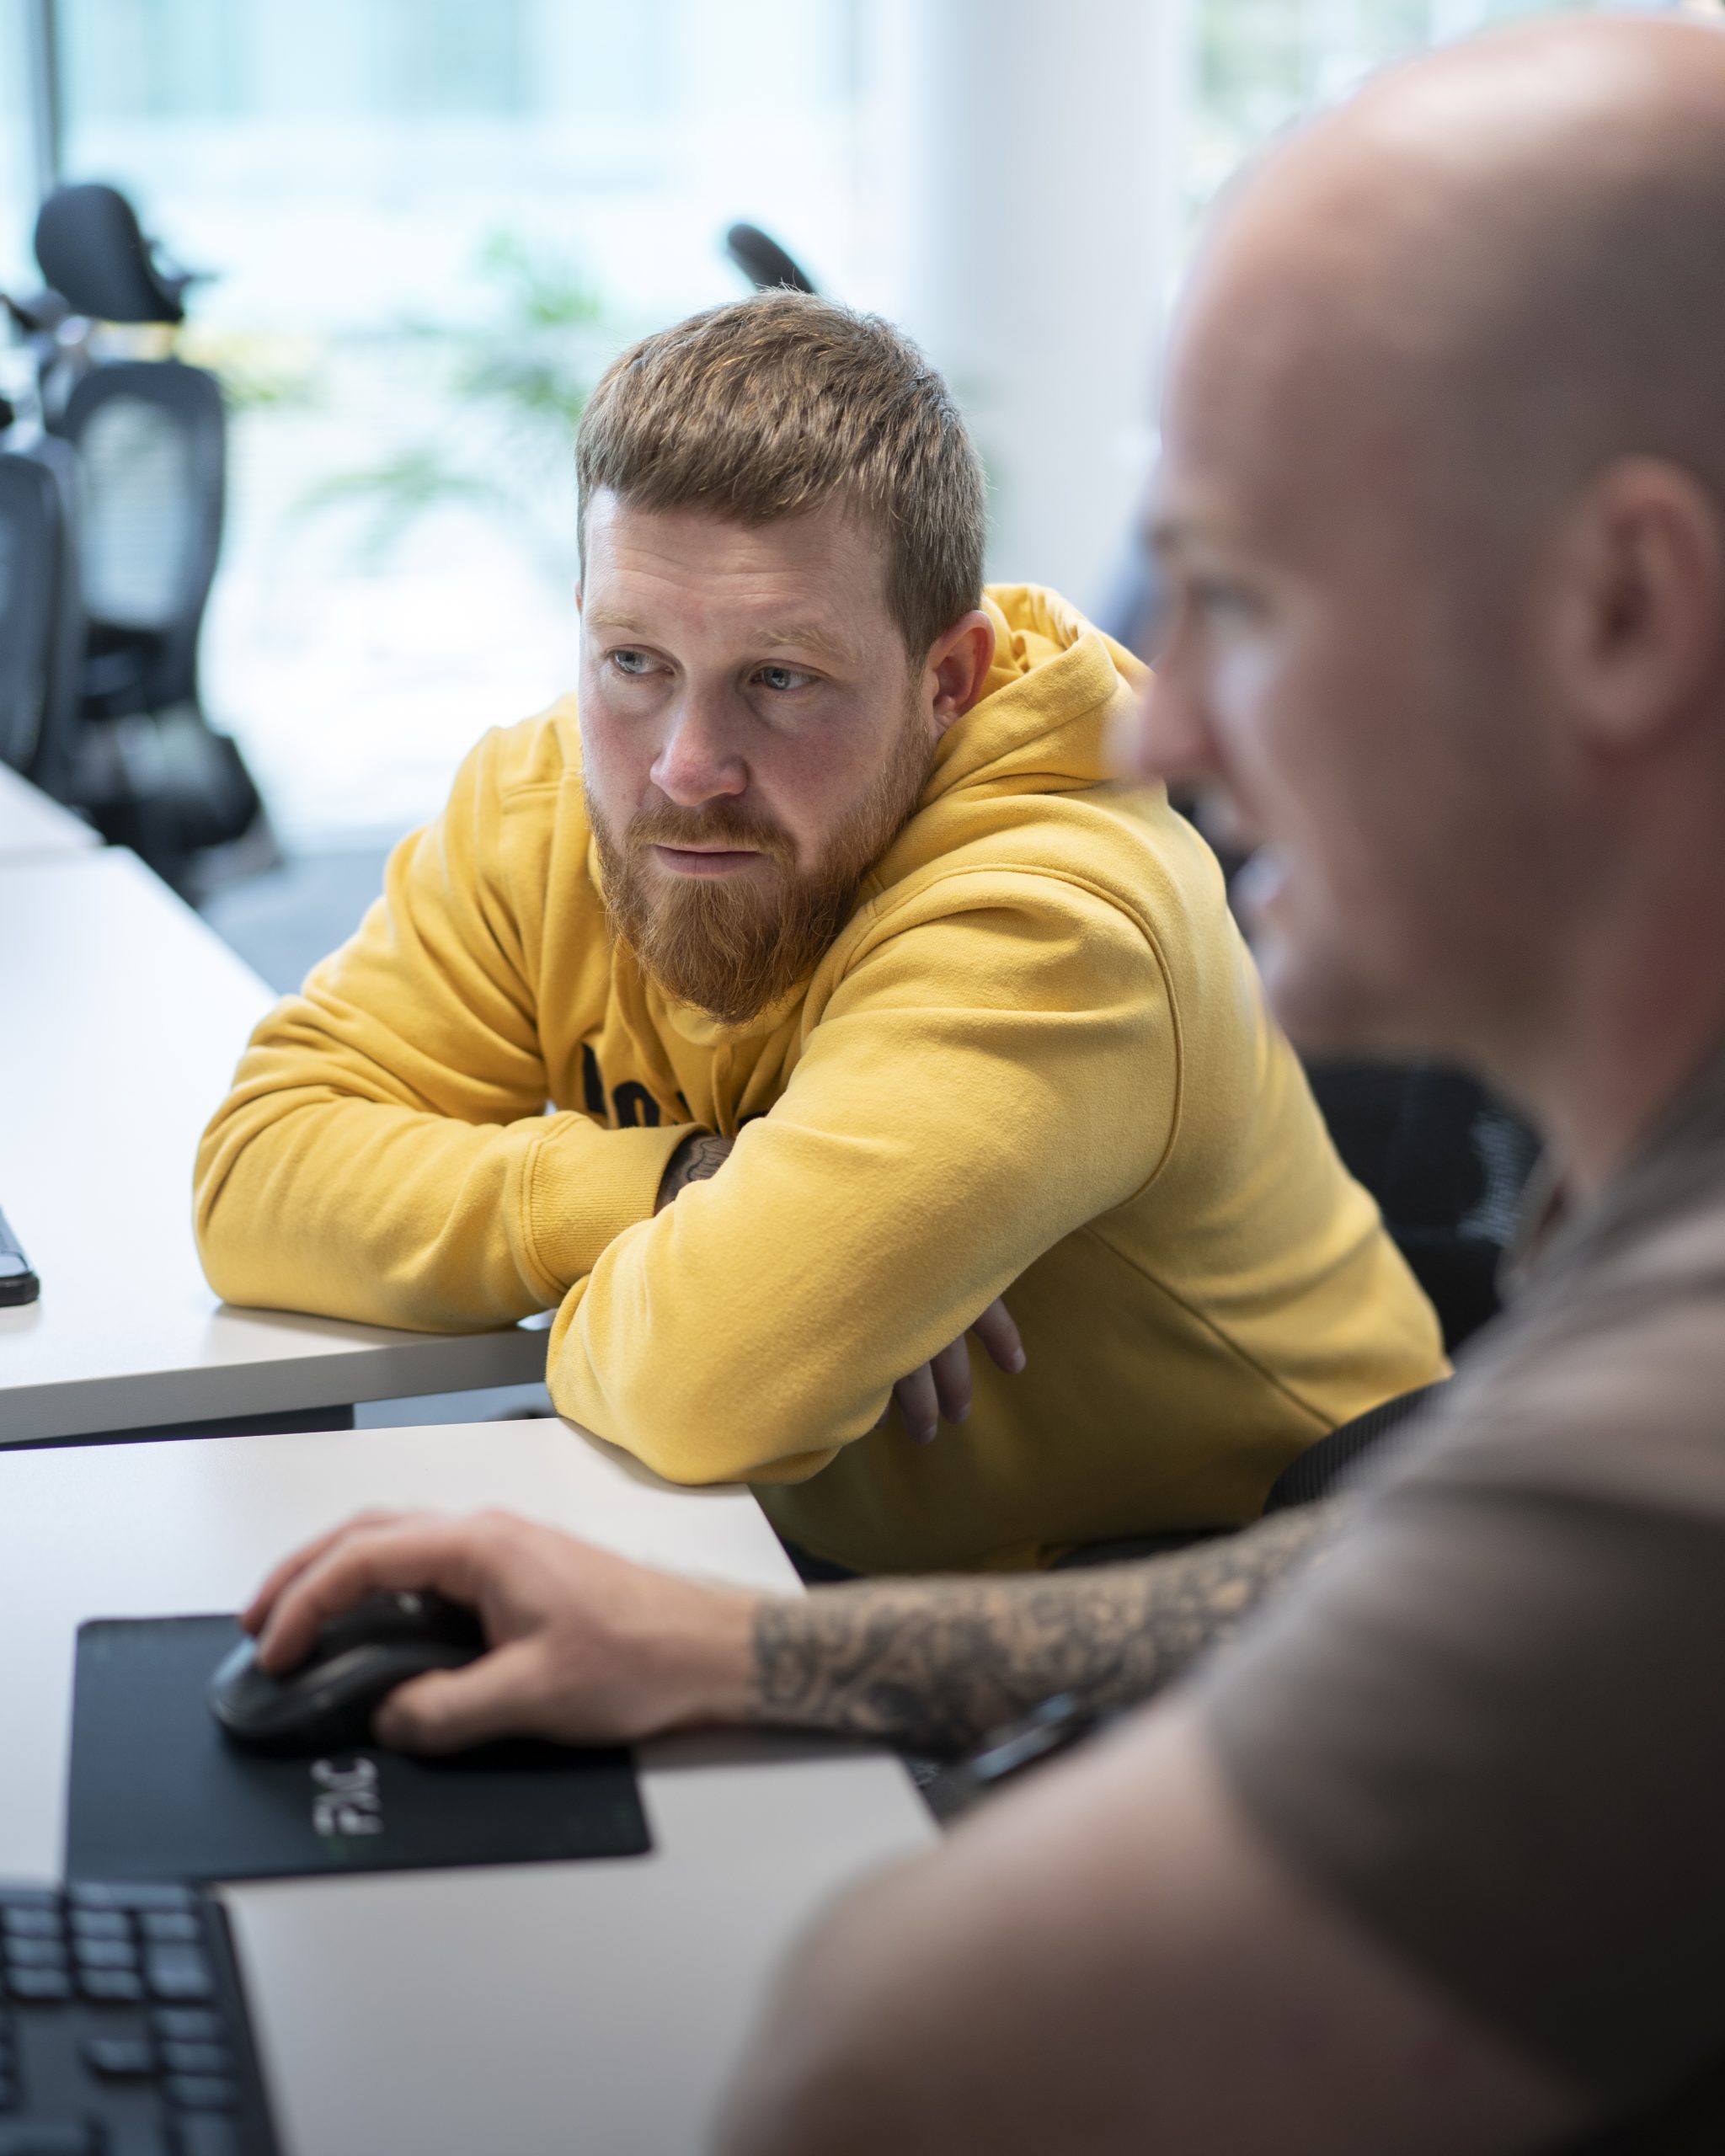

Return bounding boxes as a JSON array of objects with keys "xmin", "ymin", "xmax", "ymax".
[
  {"xmin": 0, "ymin": 1417, "xmax": 935, "ymax": 2156},
  {"xmin": 0, "ymin": 849, "xmax": 545, "ymax": 1442},
  {"xmin": 0, "ymin": 763, "xmax": 99, "ymax": 861}
]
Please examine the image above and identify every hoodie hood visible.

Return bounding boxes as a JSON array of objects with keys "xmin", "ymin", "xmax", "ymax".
[{"xmin": 924, "ymin": 584, "xmax": 1148, "ymax": 806}]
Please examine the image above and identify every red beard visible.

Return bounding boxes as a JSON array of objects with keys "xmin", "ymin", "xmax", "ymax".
[{"xmin": 589, "ymin": 712, "xmax": 935, "ymax": 1026}]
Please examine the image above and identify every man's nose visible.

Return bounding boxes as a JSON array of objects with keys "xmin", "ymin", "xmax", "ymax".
[
  {"xmin": 1124, "ymin": 670, "xmax": 1224, "ymax": 790},
  {"xmin": 649, "ymin": 691, "xmax": 748, "ymax": 806}
]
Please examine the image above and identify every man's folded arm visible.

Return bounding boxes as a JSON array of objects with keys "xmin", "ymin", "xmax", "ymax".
[
  {"xmin": 195, "ymin": 735, "xmax": 686, "ymax": 1331},
  {"xmin": 547, "ymin": 875, "xmax": 1175, "ymax": 1482}
]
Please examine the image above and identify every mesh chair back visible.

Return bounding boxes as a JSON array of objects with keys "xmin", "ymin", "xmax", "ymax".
[
  {"xmin": 0, "ymin": 442, "xmax": 83, "ymax": 790},
  {"xmin": 77, "ymin": 393, "xmax": 200, "ymax": 627},
  {"xmin": 1305, "ymin": 1059, "xmax": 1540, "ymax": 1353},
  {"xmin": 52, "ymin": 360, "xmax": 224, "ymax": 717}
]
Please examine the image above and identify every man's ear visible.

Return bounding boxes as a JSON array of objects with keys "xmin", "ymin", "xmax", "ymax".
[
  {"xmin": 926, "ymin": 611, "xmax": 998, "ymax": 736},
  {"xmin": 1546, "ymin": 457, "xmax": 1725, "ymax": 756}
]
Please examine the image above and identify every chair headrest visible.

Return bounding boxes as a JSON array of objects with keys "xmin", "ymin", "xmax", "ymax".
[
  {"xmin": 724, "ymin": 223, "xmax": 817, "ymax": 296},
  {"xmin": 35, "ymin": 183, "xmax": 190, "ymax": 326}
]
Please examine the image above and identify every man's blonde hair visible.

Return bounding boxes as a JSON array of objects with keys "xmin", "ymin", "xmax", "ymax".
[{"xmin": 576, "ymin": 292, "xmax": 986, "ymax": 659}]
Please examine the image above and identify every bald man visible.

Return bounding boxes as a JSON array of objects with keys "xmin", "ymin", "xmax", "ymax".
[{"xmin": 237, "ymin": 15, "xmax": 1725, "ymax": 2151}]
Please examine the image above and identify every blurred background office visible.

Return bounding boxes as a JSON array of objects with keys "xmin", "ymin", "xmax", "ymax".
[{"xmin": 0, "ymin": 0, "xmax": 1696, "ymax": 979}]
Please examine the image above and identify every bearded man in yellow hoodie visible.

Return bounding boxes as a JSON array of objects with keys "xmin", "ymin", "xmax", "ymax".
[{"xmin": 195, "ymin": 292, "xmax": 1442, "ymax": 1574}]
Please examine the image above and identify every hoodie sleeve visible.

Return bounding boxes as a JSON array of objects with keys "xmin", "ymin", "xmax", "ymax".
[
  {"xmin": 193, "ymin": 734, "xmax": 686, "ymax": 1332},
  {"xmin": 545, "ymin": 867, "xmax": 1176, "ymax": 1484}
]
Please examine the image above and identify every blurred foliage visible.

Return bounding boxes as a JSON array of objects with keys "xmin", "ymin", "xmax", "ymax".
[
  {"xmin": 175, "ymin": 326, "xmax": 323, "ymax": 414},
  {"xmin": 300, "ymin": 229, "xmax": 621, "ymax": 574},
  {"xmin": 296, "ymin": 447, "xmax": 510, "ymax": 556}
]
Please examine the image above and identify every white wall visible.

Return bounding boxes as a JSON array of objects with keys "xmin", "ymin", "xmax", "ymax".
[{"xmin": 859, "ymin": 0, "xmax": 1188, "ymax": 613}]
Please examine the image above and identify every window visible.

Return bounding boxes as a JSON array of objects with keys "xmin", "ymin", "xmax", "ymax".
[
  {"xmin": 48, "ymin": 0, "xmax": 867, "ymax": 841},
  {"xmin": 1188, "ymin": 0, "xmax": 1662, "ymax": 237},
  {"xmin": 5, "ymin": 0, "xmax": 1700, "ymax": 843},
  {"xmin": 0, "ymin": 0, "xmax": 34, "ymax": 289}
]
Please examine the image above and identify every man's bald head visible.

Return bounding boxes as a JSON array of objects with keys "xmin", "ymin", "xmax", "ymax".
[
  {"xmin": 1179, "ymin": 13, "xmax": 1725, "ymax": 558},
  {"xmin": 1142, "ymin": 15, "xmax": 1725, "ymax": 1178}
]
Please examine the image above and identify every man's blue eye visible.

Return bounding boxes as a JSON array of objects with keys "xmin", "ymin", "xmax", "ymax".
[
  {"xmin": 759, "ymin": 665, "xmax": 805, "ymax": 691},
  {"xmin": 611, "ymin": 650, "xmax": 651, "ymax": 675}
]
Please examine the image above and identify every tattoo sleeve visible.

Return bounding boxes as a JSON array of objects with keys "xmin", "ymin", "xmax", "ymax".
[
  {"xmin": 655, "ymin": 1130, "xmax": 735, "ymax": 1212},
  {"xmin": 750, "ymin": 1503, "xmax": 1339, "ymax": 1757}
]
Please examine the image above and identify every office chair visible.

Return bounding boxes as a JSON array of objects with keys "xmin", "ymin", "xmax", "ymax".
[
  {"xmin": 34, "ymin": 182, "xmax": 194, "ymax": 329},
  {"xmin": 56, "ymin": 359, "xmax": 225, "ymax": 723},
  {"xmin": 50, "ymin": 360, "xmax": 260, "ymax": 878},
  {"xmin": 1305, "ymin": 1059, "xmax": 1539, "ymax": 1354},
  {"xmin": 32, "ymin": 184, "xmax": 266, "ymax": 889},
  {"xmin": 725, "ymin": 223, "xmax": 818, "ymax": 295},
  {"xmin": 0, "ymin": 435, "xmax": 85, "ymax": 801},
  {"xmin": 1262, "ymin": 1379, "xmax": 1451, "ymax": 1513}
]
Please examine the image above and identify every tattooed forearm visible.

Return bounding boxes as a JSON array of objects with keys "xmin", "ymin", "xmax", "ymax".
[
  {"xmin": 655, "ymin": 1130, "xmax": 736, "ymax": 1212},
  {"xmin": 751, "ymin": 1504, "xmax": 1340, "ymax": 1756}
]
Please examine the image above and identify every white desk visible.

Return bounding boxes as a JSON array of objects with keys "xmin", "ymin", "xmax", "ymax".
[
  {"xmin": 0, "ymin": 763, "xmax": 99, "ymax": 861},
  {"xmin": 0, "ymin": 1416, "xmax": 934, "ymax": 2156},
  {"xmin": 0, "ymin": 848, "xmax": 547, "ymax": 1443}
]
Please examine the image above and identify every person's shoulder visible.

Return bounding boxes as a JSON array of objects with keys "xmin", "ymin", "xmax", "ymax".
[
  {"xmin": 1402, "ymin": 1216, "xmax": 1725, "ymax": 1521},
  {"xmin": 879, "ymin": 777, "xmax": 1238, "ymax": 990},
  {"xmin": 454, "ymin": 698, "xmax": 590, "ymax": 857},
  {"xmin": 476, "ymin": 694, "xmax": 583, "ymax": 807},
  {"xmin": 441, "ymin": 699, "xmax": 594, "ymax": 925}
]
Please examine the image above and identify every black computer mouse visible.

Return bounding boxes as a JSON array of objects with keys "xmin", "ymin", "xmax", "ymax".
[{"xmin": 206, "ymin": 1589, "xmax": 487, "ymax": 1754}]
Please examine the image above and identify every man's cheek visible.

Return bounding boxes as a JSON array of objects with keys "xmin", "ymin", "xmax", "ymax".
[{"xmin": 584, "ymin": 706, "xmax": 649, "ymax": 799}]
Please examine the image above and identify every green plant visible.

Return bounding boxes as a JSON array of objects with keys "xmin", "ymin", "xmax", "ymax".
[{"xmin": 300, "ymin": 229, "xmax": 623, "ymax": 577}]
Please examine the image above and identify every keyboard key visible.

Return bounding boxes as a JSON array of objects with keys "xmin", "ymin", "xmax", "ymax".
[
  {"xmin": 144, "ymin": 1947, "xmax": 212, "ymax": 2004},
  {"xmin": 73, "ymin": 1939, "xmax": 139, "ymax": 1972},
  {"xmin": 79, "ymin": 1969, "xmax": 146, "ymax": 2004},
  {"xmin": 4, "ymin": 1967, "xmax": 72, "ymax": 2004},
  {"xmin": 160, "ymin": 2041, "xmax": 229, "ymax": 2078},
  {"xmin": 139, "ymin": 1914, "xmax": 201, "ymax": 1946},
  {"xmin": 0, "ymin": 2124, "xmax": 96, "ymax": 2153},
  {"xmin": 0, "ymin": 1915, "xmax": 59, "ymax": 1944},
  {"xmin": 83, "ymin": 2035, "xmax": 156, "ymax": 2079},
  {"xmin": 106, "ymin": 2127, "xmax": 172, "ymax": 2156},
  {"xmin": 174, "ymin": 2119, "xmax": 242, "ymax": 2156},
  {"xmin": 3, "ymin": 1940, "xmax": 67, "ymax": 1971},
  {"xmin": 151, "ymin": 2009, "xmax": 220, "ymax": 2043},
  {"xmin": 164, "ymin": 2075, "xmax": 236, "ymax": 2113},
  {"xmin": 70, "ymin": 1885, "xmax": 195, "ymax": 1914},
  {"xmin": 68, "ymin": 1910, "xmax": 131, "ymax": 1942}
]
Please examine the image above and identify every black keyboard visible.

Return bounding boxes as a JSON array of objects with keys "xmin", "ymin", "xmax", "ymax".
[{"xmin": 0, "ymin": 1881, "xmax": 275, "ymax": 2155}]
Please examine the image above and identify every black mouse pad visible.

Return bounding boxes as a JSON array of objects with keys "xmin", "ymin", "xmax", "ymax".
[{"xmin": 66, "ymin": 1616, "xmax": 651, "ymax": 1883}]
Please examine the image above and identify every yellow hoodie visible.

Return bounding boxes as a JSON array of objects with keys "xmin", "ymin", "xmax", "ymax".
[{"xmin": 196, "ymin": 587, "xmax": 1444, "ymax": 1572}]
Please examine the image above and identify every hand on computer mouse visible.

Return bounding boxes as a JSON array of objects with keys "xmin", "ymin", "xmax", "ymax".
[
  {"xmin": 242, "ymin": 1509, "xmax": 761, "ymax": 1753},
  {"xmin": 209, "ymin": 1588, "xmax": 488, "ymax": 1753}
]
